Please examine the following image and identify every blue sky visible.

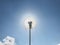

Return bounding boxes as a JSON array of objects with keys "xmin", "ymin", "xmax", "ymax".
[{"xmin": 0, "ymin": 0, "xmax": 60, "ymax": 45}]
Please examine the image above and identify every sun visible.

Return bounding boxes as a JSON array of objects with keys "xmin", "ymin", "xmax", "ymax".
[{"xmin": 24, "ymin": 16, "xmax": 36, "ymax": 29}]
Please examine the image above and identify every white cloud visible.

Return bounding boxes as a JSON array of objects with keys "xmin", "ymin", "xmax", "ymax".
[
  {"xmin": 0, "ymin": 36, "xmax": 16, "ymax": 45},
  {"xmin": 0, "ymin": 41, "xmax": 3, "ymax": 45},
  {"xmin": 58, "ymin": 44, "xmax": 60, "ymax": 45}
]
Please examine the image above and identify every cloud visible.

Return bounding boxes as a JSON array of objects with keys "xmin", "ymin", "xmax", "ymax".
[
  {"xmin": 57, "ymin": 43, "xmax": 60, "ymax": 45},
  {"xmin": 0, "ymin": 36, "xmax": 16, "ymax": 45},
  {"xmin": 0, "ymin": 41, "xmax": 3, "ymax": 45}
]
